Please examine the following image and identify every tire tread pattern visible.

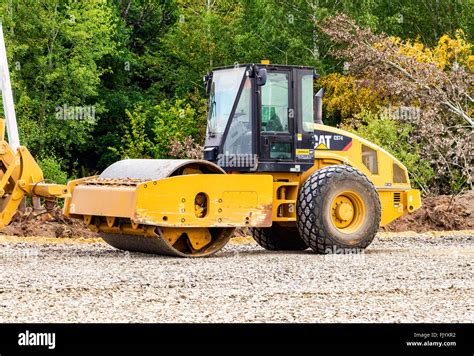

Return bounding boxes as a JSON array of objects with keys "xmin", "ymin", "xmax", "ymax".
[{"xmin": 296, "ymin": 165, "xmax": 381, "ymax": 254}]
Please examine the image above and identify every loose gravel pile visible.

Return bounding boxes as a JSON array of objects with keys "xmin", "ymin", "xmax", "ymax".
[{"xmin": 0, "ymin": 233, "xmax": 472, "ymax": 323}]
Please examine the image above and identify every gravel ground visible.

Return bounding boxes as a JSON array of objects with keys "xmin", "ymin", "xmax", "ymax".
[{"xmin": 0, "ymin": 232, "xmax": 472, "ymax": 323}]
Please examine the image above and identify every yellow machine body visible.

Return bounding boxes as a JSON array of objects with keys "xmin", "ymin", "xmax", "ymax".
[
  {"xmin": 61, "ymin": 123, "xmax": 421, "ymax": 257},
  {"xmin": 312, "ymin": 123, "xmax": 421, "ymax": 226},
  {"xmin": 65, "ymin": 173, "xmax": 274, "ymax": 230}
]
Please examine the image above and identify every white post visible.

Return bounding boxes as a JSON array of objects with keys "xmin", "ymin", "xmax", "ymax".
[{"xmin": 0, "ymin": 22, "xmax": 20, "ymax": 151}]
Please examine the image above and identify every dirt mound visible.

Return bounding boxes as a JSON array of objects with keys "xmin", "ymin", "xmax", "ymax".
[
  {"xmin": 1, "ymin": 207, "xmax": 99, "ymax": 239},
  {"xmin": 383, "ymin": 190, "xmax": 474, "ymax": 232}
]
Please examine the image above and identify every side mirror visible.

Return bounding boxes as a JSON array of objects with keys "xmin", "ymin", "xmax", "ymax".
[
  {"xmin": 256, "ymin": 68, "xmax": 267, "ymax": 86},
  {"xmin": 314, "ymin": 88, "xmax": 324, "ymax": 124},
  {"xmin": 203, "ymin": 73, "xmax": 212, "ymax": 94}
]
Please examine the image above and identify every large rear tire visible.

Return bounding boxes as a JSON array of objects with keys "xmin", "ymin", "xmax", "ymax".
[
  {"xmin": 297, "ymin": 165, "xmax": 381, "ymax": 254},
  {"xmin": 251, "ymin": 223, "xmax": 308, "ymax": 251}
]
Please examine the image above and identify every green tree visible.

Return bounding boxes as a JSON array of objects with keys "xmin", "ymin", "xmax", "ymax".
[
  {"xmin": 91, "ymin": 0, "xmax": 178, "ymax": 170},
  {"xmin": 0, "ymin": 0, "xmax": 116, "ymax": 173}
]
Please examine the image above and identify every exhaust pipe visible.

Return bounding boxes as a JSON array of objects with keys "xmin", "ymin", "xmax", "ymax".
[{"xmin": 314, "ymin": 88, "xmax": 324, "ymax": 124}]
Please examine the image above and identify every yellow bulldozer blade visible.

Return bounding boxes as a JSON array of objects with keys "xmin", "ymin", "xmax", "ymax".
[{"xmin": 64, "ymin": 159, "xmax": 274, "ymax": 257}]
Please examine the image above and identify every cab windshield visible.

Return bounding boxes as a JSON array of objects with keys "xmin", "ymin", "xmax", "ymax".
[{"xmin": 207, "ymin": 67, "xmax": 246, "ymax": 135}]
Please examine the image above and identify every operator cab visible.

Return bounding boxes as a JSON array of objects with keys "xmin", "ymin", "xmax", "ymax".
[{"xmin": 203, "ymin": 63, "xmax": 317, "ymax": 173}]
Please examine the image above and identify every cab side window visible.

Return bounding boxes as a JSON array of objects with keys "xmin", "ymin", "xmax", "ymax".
[{"xmin": 261, "ymin": 72, "xmax": 289, "ymax": 133}]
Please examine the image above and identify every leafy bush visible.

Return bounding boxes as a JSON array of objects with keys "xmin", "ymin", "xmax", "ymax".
[
  {"xmin": 169, "ymin": 136, "xmax": 203, "ymax": 159},
  {"xmin": 114, "ymin": 94, "xmax": 207, "ymax": 159},
  {"xmin": 152, "ymin": 97, "xmax": 207, "ymax": 157},
  {"xmin": 37, "ymin": 155, "xmax": 69, "ymax": 185},
  {"xmin": 318, "ymin": 73, "xmax": 384, "ymax": 126},
  {"xmin": 113, "ymin": 107, "xmax": 156, "ymax": 159}
]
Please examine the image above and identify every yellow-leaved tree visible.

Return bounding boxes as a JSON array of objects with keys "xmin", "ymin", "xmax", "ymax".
[{"xmin": 318, "ymin": 14, "xmax": 473, "ymax": 194}]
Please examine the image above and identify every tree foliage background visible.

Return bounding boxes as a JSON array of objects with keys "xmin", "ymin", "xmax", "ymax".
[{"xmin": 0, "ymin": 0, "xmax": 472, "ymax": 194}]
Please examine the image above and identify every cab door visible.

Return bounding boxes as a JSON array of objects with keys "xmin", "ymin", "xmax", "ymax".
[{"xmin": 258, "ymin": 69, "xmax": 294, "ymax": 165}]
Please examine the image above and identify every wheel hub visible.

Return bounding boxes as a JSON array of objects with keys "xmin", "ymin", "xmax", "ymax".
[
  {"xmin": 335, "ymin": 201, "xmax": 354, "ymax": 221},
  {"xmin": 330, "ymin": 192, "xmax": 365, "ymax": 232}
]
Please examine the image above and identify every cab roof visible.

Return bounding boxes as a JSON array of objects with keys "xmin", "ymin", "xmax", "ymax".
[{"xmin": 212, "ymin": 63, "xmax": 315, "ymax": 71}]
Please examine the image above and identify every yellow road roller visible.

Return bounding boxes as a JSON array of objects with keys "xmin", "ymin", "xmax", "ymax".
[
  {"xmin": 0, "ymin": 63, "xmax": 421, "ymax": 257},
  {"xmin": 63, "ymin": 63, "xmax": 421, "ymax": 257}
]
